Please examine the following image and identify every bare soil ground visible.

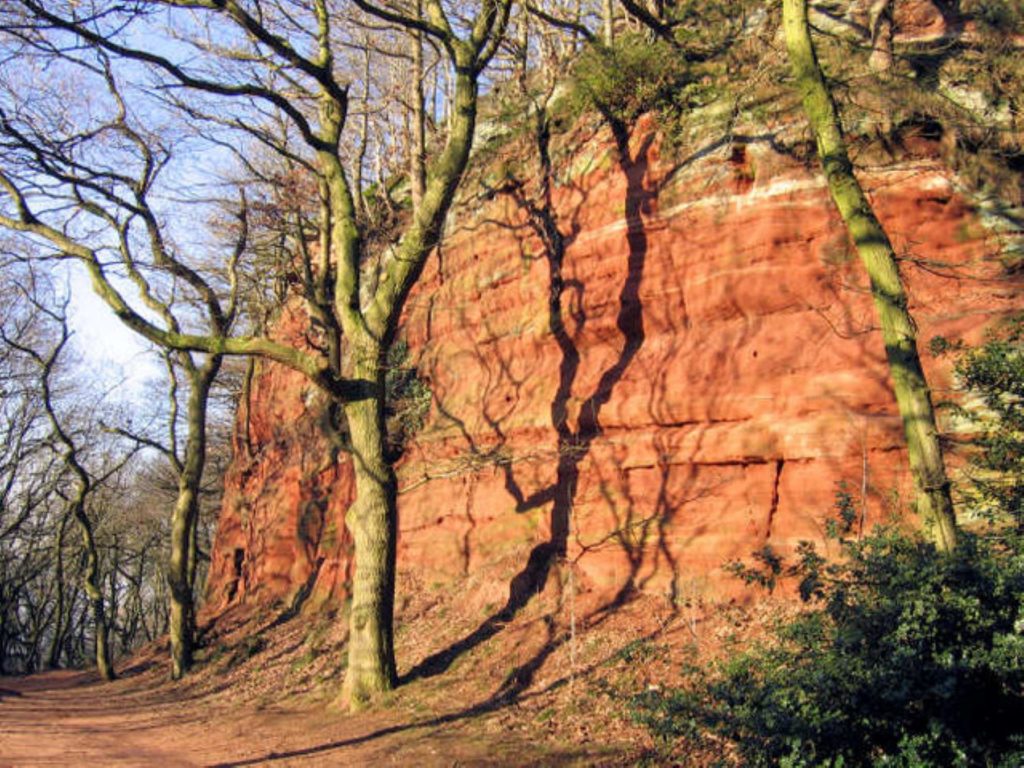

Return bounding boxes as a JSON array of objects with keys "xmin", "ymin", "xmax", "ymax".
[
  {"xmin": 0, "ymin": 667, "xmax": 617, "ymax": 766},
  {"xmin": 0, "ymin": 581, "xmax": 783, "ymax": 767}
]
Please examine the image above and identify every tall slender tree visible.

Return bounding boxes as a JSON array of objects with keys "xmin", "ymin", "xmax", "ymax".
[
  {"xmin": 1, "ymin": 285, "xmax": 125, "ymax": 680},
  {"xmin": 783, "ymin": 0, "xmax": 957, "ymax": 551},
  {"xmin": 0, "ymin": 264, "xmax": 199, "ymax": 673},
  {"xmin": 111, "ymin": 349, "xmax": 229, "ymax": 678}
]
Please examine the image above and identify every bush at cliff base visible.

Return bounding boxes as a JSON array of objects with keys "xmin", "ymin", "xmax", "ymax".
[{"xmin": 631, "ymin": 326, "xmax": 1024, "ymax": 767}]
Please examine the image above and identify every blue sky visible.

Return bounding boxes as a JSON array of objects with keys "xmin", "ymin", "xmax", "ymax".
[{"xmin": 66, "ymin": 264, "xmax": 162, "ymax": 401}]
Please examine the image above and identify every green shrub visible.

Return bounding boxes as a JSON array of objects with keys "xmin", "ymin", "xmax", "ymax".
[
  {"xmin": 968, "ymin": 0, "xmax": 1024, "ymax": 36},
  {"xmin": 570, "ymin": 34, "xmax": 714, "ymax": 124},
  {"xmin": 632, "ymin": 522, "xmax": 1024, "ymax": 766},
  {"xmin": 950, "ymin": 317, "xmax": 1024, "ymax": 528},
  {"xmin": 384, "ymin": 338, "xmax": 431, "ymax": 458},
  {"xmin": 631, "ymin": 327, "xmax": 1024, "ymax": 765}
]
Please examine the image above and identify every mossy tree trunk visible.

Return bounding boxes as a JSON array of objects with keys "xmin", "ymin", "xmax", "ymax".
[
  {"xmin": 76, "ymin": 491, "xmax": 115, "ymax": 682},
  {"xmin": 325, "ymin": 44, "xmax": 490, "ymax": 708},
  {"xmin": 783, "ymin": 0, "xmax": 957, "ymax": 551},
  {"xmin": 167, "ymin": 356, "xmax": 220, "ymax": 680},
  {"xmin": 339, "ymin": 351, "xmax": 398, "ymax": 704},
  {"xmin": 409, "ymin": 0, "xmax": 427, "ymax": 214}
]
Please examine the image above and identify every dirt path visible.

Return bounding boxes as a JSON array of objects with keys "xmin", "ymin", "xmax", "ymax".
[
  {"xmin": 0, "ymin": 591, "xmax": 692, "ymax": 766},
  {"xmin": 0, "ymin": 669, "xmax": 617, "ymax": 767}
]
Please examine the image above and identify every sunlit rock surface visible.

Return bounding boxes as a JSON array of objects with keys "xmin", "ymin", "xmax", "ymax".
[{"xmin": 205, "ymin": 102, "xmax": 1021, "ymax": 617}]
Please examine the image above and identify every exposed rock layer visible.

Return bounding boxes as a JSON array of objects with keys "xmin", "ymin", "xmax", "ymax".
[{"xmin": 205, "ymin": 108, "xmax": 1021, "ymax": 616}]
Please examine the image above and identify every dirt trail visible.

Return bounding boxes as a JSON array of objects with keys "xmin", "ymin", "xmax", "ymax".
[
  {"xmin": 0, "ymin": 590, "xmax": 696, "ymax": 766},
  {"xmin": 0, "ymin": 669, "xmax": 613, "ymax": 767}
]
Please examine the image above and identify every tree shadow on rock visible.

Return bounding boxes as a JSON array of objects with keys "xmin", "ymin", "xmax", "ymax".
[{"xmin": 403, "ymin": 108, "xmax": 655, "ymax": 685}]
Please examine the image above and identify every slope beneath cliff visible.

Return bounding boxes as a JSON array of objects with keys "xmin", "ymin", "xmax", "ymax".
[
  {"xmin": 5, "ymin": 587, "xmax": 766, "ymax": 765},
  {"xmin": 199, "ymin": 0, "xmax": 1022, "ymax": 724}
]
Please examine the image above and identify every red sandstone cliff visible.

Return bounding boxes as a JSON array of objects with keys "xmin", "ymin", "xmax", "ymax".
[
  {"xmin": 204, "ymin": 125, "xmax": 1020, "ymax": 616},
  {"xmin": 203, "ymin": 7, "xmax": 1022, "ymax": 617}
]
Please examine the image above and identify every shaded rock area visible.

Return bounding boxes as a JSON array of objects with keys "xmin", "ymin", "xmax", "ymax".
[{"xmin": 204, "ymin": 102, "xmax": 1021, "ymax": 619}]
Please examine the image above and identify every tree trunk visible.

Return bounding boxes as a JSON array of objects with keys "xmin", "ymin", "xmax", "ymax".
[
  {"xmin": 88, "ymin": 594, "xmax": 114, "ymax": 682},
  {"xmin": 409, "ymin": 0, "xmax": 427, "ymax": 214},
  {"xmin": 47, "ymin": 511, "xmax": 70, "ymax": 669},
  {"xmin": 167, "ymin": 360, "xmax": 218, "ymax": 679},
  {"xmin": 354, "ymin": 38, "xmax": 372, "ymax": 223},
  {"xmin": 74, "ymin": 499, "xmax": 114, "ymax": 681},
  {"xmin": 167, "ymin": 465, "xmax": 198, "ymax": 679},
  {"xmin": 315, "ymin": 11, "xmax": 501, "ymax": 710},
  {"xmin": 340, "ymin": 349, "xmax": 398, "ymax": 709},
  {"xmin": 109, "ymin": 542, "xmax": 120, "ymax": 641},
  {"xmin": 187, "ymin": 509, "xmax": 198, "ymax": 594},
  {"xmin": 783, "ymin": 0, "xmax": 957, "ymax": 552},
  {"xmin": 516, "ymin": 1, "xmax": 529, "ymax": 92}
]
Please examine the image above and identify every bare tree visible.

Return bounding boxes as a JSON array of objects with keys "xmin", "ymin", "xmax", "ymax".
[
  {"xmin": 1, "ymin": 0, "xmax": 511, "ymax": 705},
  {"xmin": 0, "ymin": 25, "xmax": 246, "ymax": 676},
  {"xmin": 0, "ymin": 274, "xmax": 140, "ymax": 679},
  {"xmin": 0, "ymin": 326, "xmax": 64, "ymax": 672},
  {"xmin": 107, "ymin": 345, "xmax": 241, "ymax": 677}
]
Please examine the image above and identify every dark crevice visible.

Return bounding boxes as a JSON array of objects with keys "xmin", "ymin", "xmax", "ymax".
[
  {"xmin": 225, "ymin": 548, "xmax": 245, "ymax": 604},
  {"xmin": 766, "ymin": 459, "xmax": 784, "ymax": 541}
]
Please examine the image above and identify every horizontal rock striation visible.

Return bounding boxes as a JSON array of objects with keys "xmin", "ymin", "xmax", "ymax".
[{"xmin": 205, "ymin": 109, "xmax": 1021, "ymax": 617}]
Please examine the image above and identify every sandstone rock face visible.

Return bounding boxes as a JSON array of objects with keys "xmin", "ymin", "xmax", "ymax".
[
  {"xmin": 204, "ymin": 114, "xmax": 1021, "ymax": 617},
  {"xmin": 207, "ymin": 304, "xmax": 355, "ymax": 612}
]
